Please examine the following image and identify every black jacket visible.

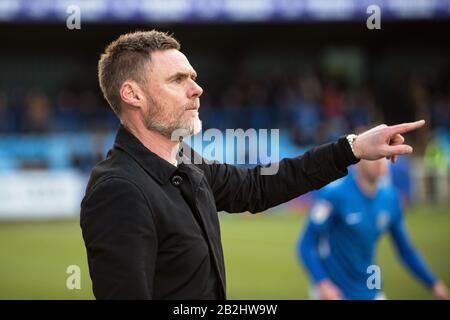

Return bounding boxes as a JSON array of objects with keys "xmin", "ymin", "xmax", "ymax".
[{"xmin": 80, "ymin": 125, "xmax": 358, "ymax": 299}]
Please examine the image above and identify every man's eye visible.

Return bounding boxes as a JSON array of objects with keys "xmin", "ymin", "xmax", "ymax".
[{"xmin": 174, "ymin": 77, "xmax": 183, "ymax": 84}]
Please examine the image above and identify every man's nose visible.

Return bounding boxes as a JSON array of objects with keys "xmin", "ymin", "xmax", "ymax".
[{"xmin": 188, "ymin": 81, "xmax": 203, "ymax": 98}]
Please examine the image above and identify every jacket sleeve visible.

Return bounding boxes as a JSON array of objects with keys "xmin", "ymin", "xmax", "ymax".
[
  {"xmin": 201, "ymin": 136, "xmax": 358, "ymax": 213},
  {"xmin": 80, "ymin": 177, "xmax": 158, "ymax": 299}
]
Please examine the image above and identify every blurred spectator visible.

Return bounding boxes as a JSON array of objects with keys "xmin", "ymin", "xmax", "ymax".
[
  {"xmin": 54, "ymin": 89, "xmax": 81, "ymax": 131},
  {"xmin": 322, "ymin": 78, "xmax": 346, "ymax": 119},
  {"xmin": 21, "ymin": 88, "xmax": 52, "ymax": 134},
  {"xmin": 289, "ymin": 75, "xmax": 322, "ymax": 145}
]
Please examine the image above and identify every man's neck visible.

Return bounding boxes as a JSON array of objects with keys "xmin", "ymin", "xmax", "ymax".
[
  {"xmin": 123, "ymin": 122, "xmax": 180, "ymax": 167},
  {"xmin": 356, "ymin": 173, "xmax": 378, "ymax": 197}
]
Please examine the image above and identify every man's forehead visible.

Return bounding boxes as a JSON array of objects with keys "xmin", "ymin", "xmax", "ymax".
[{"xmin": 150, "ymin": 49, "xmax": 195, "ymax": 75}]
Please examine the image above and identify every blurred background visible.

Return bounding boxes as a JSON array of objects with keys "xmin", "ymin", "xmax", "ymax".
[{"xmin": 0, "ymin": 0, "xmax": 449, "ymax": 299}]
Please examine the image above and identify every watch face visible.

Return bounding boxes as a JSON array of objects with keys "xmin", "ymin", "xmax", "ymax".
[
  {"xmin": 347, "ymin": 134, "xmax": 356, "ymax": 144},
  {"xmin": 347, "ymin": 135, "xmax": 356, "ymax": 155}
]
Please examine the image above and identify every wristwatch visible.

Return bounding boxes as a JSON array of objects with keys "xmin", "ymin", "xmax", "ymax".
[{"xmin": 346, "ymin": 134, "xmax": 358, "ymax": 157}]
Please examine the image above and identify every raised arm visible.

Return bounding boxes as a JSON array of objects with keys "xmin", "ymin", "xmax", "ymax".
[
  {"xmin": 203, "ymin": 137, "xmax": 357, "ymax": 213},
  {"xmin": 200, "ymin": 120, "xmax": 425, "ymax": 213}
]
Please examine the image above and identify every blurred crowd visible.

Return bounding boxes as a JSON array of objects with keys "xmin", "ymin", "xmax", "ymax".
[
  {"xmin": 0, "ymin": 70, "xmax": 448, "ymax": 147},
  {"xmin": 201, "ymin": 72, "xmax": 380, "ymax": 145},
  {"xmin": 0, "ymin": 87, "xmax": 117, "ymax": 134}
]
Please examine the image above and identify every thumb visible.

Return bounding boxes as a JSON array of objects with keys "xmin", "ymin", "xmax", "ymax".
[{"xmin": 386, "ymin": 144, "xmax": 413, "ymax": 157}]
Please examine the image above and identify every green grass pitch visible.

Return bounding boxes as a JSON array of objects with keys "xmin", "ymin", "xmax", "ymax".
[{"xmin": 0, "ymin": 205, "xmax": 448, "ymax": 299}]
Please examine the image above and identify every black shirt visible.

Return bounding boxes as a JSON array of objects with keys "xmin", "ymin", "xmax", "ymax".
[{"xmin": 80, "ymin": 124, "xmax": 358, "ymax": 299}]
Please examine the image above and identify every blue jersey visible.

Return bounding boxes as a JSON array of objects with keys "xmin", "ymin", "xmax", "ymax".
[{"xmin": 297, "ymin": 172, "xmax": 436, "ymax": 300}]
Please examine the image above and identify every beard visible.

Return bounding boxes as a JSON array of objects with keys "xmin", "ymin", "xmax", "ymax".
[{"xmin": 143, "ymin": 94, "xmax": 202, "ymax": 140}]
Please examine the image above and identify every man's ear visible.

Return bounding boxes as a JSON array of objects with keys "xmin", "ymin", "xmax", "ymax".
[{"xmin": 120, "ymin": 81, "xmax": 144, "ymax": 108}]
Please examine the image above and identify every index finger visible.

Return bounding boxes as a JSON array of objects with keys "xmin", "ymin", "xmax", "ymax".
[{"xmin": 389, "ymin": 120, "xmax": 426, "ymax": 135}]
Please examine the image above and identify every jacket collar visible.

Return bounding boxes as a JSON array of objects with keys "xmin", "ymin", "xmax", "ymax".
[{"xmin": 113, "ymin": 124, "xmax": 178, "ymax": 185}]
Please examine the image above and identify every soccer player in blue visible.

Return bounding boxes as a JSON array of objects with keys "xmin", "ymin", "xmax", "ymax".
[{"xmin": 297, "ymin": 157, "xmax": 449, "ymax": 300}]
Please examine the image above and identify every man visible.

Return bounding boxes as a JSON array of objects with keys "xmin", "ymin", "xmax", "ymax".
[
  {"xmin": 80, "ymin": 30, "xmax": 425, "ymax": 299},
  {"xmin": 298, "ymin": 158, "xmax": 450, "ymax": 300}
]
